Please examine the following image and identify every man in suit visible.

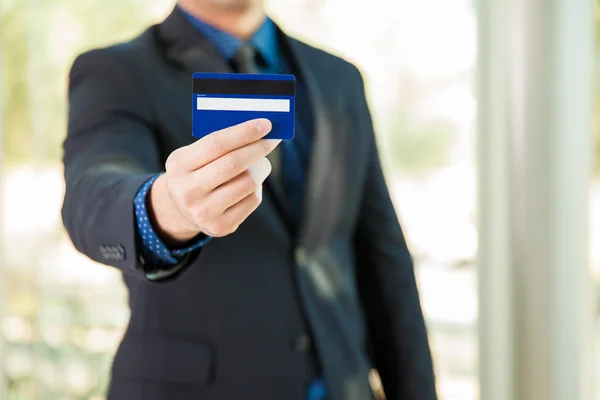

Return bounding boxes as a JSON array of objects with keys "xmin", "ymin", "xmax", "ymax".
[{"xmin": 61, "ymin": 0, "xmax": 437, "ymax": 399}]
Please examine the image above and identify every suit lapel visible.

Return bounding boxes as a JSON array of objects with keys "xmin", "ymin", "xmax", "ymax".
[
  {"xmin": 280, "ymin": 35, "xmax": 342, "ymax": 251},
  {"xmin": 157, "ymin": 8, "xmax": 231, "ymax": 73},
  {"xmin": 157, "ymin": 8, "xmax": 292, "ymax": 242}
]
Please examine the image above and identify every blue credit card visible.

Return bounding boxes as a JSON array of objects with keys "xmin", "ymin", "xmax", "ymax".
[{"xmin": 192, "ymin": 72, "xmax": 295, "ymax": 140}]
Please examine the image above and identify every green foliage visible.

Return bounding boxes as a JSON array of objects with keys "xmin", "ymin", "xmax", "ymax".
[
  {"xmin": 382, "ymin": 108, "xmax": 455, "ymax": 174},
  {"xmin": 1, "ymin": 2, "xmax": 32, "ymax": 163},
  {"xmin": 0, "ymin": 0, "xmax": 167, "ymax": 164}
]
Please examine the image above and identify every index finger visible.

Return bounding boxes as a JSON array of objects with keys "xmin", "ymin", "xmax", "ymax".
[{"xmin": 180, "ymin": 118, "xmax": 272, "ymax": 171}]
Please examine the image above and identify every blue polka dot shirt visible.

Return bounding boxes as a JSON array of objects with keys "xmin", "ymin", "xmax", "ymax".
[{"xmin": 134, "ymin": 174, "xmax": 211, "ymax": 266}]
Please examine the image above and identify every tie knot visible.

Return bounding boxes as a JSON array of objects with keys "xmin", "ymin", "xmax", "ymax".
[{"xmin": 232, "ymin": 43, "xmax": 259, "ymax": 74}]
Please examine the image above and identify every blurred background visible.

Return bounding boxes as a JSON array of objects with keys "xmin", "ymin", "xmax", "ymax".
[{"xmin": 0, "ymin": 0, "xmax": 597, "ymax": 399}]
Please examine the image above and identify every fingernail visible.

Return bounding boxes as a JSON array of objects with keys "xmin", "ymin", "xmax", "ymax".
[
  {"xmin": 256, "ymin": 185, "xmax": 263, "ymax": 200},
  {"xmin": 255, "ymin": 119, "xmax": 271, "ymax": 134}
]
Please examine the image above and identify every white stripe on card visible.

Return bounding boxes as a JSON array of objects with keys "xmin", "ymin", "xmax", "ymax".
[{"xmin": 196, "ymin": 97, "xmax": 290, "ymax": 112}]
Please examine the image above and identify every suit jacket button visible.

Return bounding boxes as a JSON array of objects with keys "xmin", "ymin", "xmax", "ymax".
[{"xmin": 292, "ymin": 334, "xmax": 311, "ymax": 353}]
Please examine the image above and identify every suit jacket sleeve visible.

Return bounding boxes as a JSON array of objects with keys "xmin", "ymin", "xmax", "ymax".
[
  {"xmin": 352, "ymin": 69, "xmax": 438, "ymax": 400},
  {"xmin": 62, "ymin": 48, "xmax": 199, "ymax": 280}
]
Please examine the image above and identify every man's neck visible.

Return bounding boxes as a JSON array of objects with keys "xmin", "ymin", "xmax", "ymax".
[{"xmin": 178, "ymin": 1, "xmax": 265, "ymax": 39}]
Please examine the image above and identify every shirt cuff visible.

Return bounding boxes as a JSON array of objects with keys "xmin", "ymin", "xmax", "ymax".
[{"xmin": 134, "ymin": 173, "xmax": 212, "ymax": 266}]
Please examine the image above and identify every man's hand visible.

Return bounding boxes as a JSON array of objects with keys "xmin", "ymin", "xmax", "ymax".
[{"xmin": 149, "ymin": 118, "xmax": 280, "ymax": 245}]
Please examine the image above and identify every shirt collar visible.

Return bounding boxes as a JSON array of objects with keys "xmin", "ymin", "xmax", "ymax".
[{"xmin": 177, "ymin": 6, "xmax": 280, "ymax": 70}]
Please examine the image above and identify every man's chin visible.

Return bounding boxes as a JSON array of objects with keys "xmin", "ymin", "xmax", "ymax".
[{"xmin": 207, "ymin": 0, "xmax": 256, "ymax": 12}]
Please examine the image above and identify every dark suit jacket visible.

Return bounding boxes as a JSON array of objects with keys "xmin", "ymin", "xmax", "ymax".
[{"xmin": 62, "ymin": 8, "xmax": 436, "ymax": 400}]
